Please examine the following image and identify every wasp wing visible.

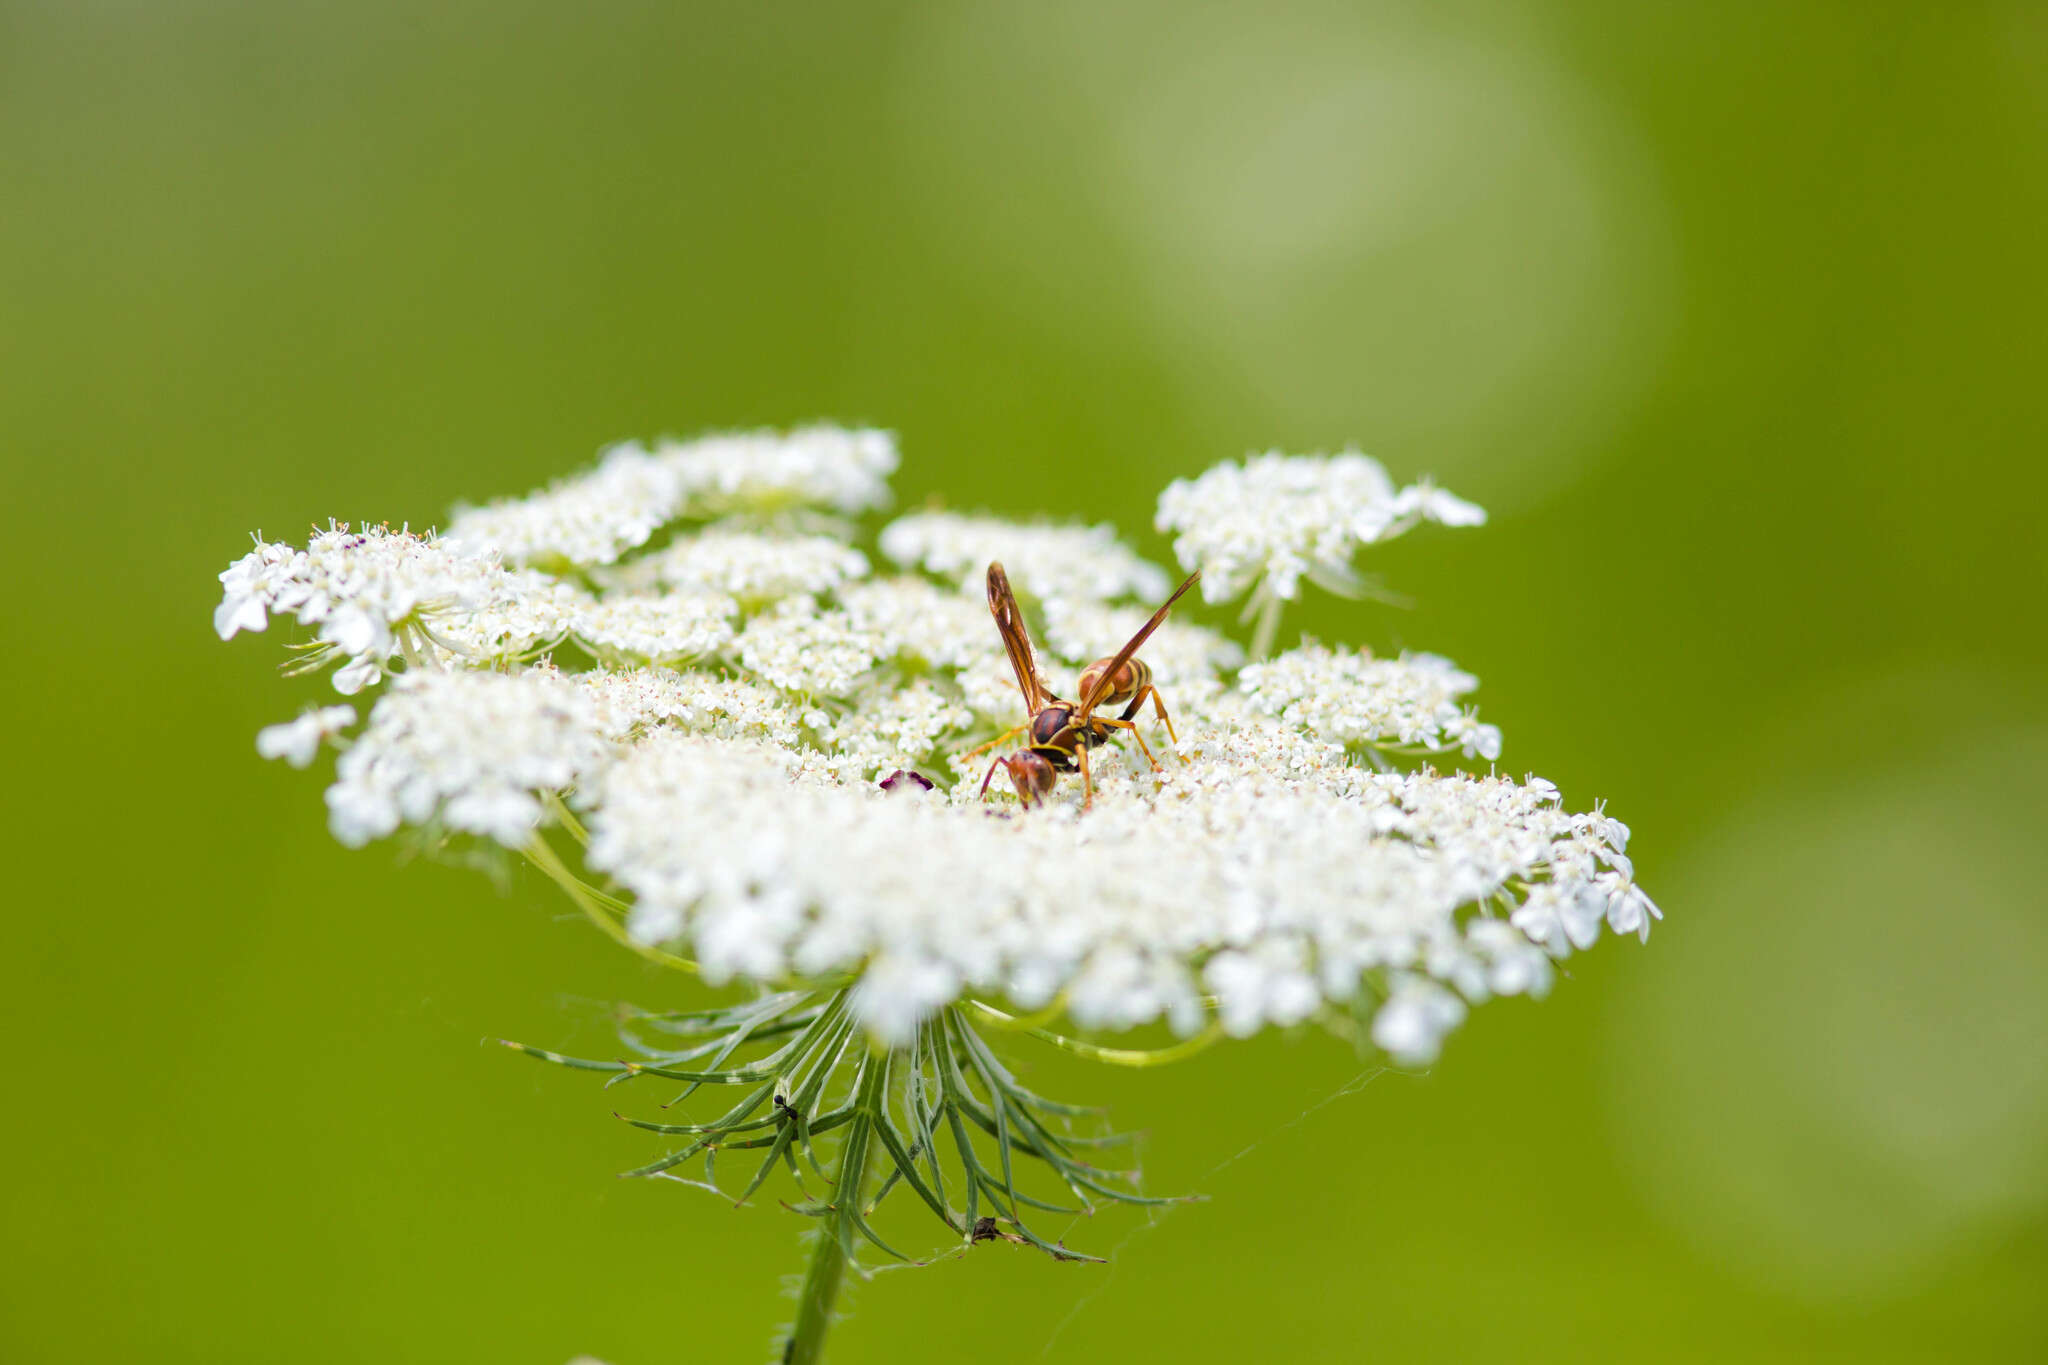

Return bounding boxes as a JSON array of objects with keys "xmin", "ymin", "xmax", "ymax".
[
  {"xmin": 985, "ymin": 561, "xmax": 1051, "ymax": 717},
  {"xmin": 1076, "ymin": 570, "xmax": 1200, "ymax": 719}
]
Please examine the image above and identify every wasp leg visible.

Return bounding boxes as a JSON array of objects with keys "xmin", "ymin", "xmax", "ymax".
[
  {"xmin": 1093, "ymin": 715, "xmax": 1162, "ymax": 774},
  {"xmin": 1078, "ymin": 739, "xmax": 1094, "ymax": 809},
  {"xmin": 960, "ymin": 723, "xmax": 1027, "ymax": 761},
  {"xmin": 1119, "ymin": 685, "xmax": 1188, "ymax": 765},
  {"xmin": 978, "ymin": 756, "xmax": 1008, "ymax": 801}
]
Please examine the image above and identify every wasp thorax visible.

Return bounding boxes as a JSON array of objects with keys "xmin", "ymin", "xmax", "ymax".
[
  {"xmin": 1076, "ymin": 657, "xmax": 1152, "ymax": 708},
  {"xmin": 1029, "ymin": 705, "xmax": 1074, "ymax": 747}
]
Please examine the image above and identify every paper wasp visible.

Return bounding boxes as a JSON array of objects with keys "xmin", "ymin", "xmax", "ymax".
[{"xmin": 972, "ymin": 561, "xmax": 1199, "ymax": 808}]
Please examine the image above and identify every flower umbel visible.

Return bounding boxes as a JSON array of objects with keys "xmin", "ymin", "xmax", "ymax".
[
  {"xmin": 218, "ymin": 428, "xmax": 1656, "ymax": 1357},
  {"xmin": 1155, "ymin": 450, "xmax": 1487, "ymax": 657}
]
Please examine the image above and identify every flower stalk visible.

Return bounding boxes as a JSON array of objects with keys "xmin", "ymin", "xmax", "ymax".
[
  {"xmin": 786, "ymin": 1048, "xmax": 887, "ymax": 1365},
  {"xmin": 502, "ymin": 983, "xmax": 1179, "ymax": 1361}
]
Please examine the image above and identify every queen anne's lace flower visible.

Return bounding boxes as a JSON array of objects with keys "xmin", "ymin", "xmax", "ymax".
[
  {"xmin": 217, "ymin": 525, "xmax": 473, "ymax": 653},
  {"xmin": 1370, "ymin": 976, "xmax": 1470, "ymax": 1063},
  {"xmin": 219, "ymin": 433, "xmax": 1656, "ymax": 1066},
  {"xmin": 444, "ymin": 425, "xmax": 894, "ymax": 567},
  {"xmin": 445, "ymin": 443, "xmax": 684, "ymax": 568},
  {"xmin": 1241, "ymin": 643, "xmax": 1503, "ymax": 760},
  {"xmin": 568, "ymin": 592, "xmax": 739, "ymax": 664},
  {"xmin": 426, "ymin": 570, "xmax": 582, "ymax": 665},
  {"xmin": 880, "ymin": 512, "xmax": 1172, "ymax": 608},
  {"xmin": 214, "ymin": 523, "xmax": 572, "ymax": 693},
  {"xmin": 326, "ymin": 668, "xmax": 613, "ymax": 848},
  {"xmin": 734, "ymin": 599, "xmax": 881, "ymax": 696},
  {"xmin": 656, "ymin": 425, "xmax": 897, "ymax": 517},
  {"xmin": 822, "ymin": 678, "xmax": 976, "ymax": 780},
  {"xmin": 255, "ymin": 705, "xmax": 357, "ymax": 767},
  {"xmin": 1156, "ymin": 450, "xmax": 1484, "ymax": 605},
  {"xmin": 616, "ymin": 530, "xmax": 869, "ymax": 604},
  {"xmin": 836, "ymin": 578, "xmax": 998, "ymax": 673},
  {"xmin": 575, "ymin": 668, "xmax": 806, "ymax": 747},
  {"xmin": 572, "ymin": 725, "xmax": 1628, "ymax": 1062}
]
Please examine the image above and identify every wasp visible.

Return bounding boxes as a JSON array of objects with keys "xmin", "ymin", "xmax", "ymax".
[{"xmin": 972, "ymin": 561, "xmax": 1199, "ymax": 808}]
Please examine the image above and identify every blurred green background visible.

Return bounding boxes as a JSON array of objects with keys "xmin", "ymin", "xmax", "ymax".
[{"xmin": 5, "ymin": 1, "xmax": 2045, "ymax": 1361}]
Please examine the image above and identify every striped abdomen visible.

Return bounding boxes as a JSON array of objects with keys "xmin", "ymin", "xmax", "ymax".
[{"xmin": 1075, "ymin": 656, "xmax": 1152, "ymax": 709}]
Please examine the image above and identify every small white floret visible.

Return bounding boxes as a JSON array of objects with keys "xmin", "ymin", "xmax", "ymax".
[
  {"xmin": 1371, "ymin": 976, "xmax": 1469, "ymax": 1065},
  {"xmin": 255, "ymin": 706, "xmax": 357, "ymax": 767}
]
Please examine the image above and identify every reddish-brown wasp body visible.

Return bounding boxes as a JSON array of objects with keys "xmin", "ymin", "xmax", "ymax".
[{"xmin": 972, "ymin": 561, "xmax": 1197, "ymax": 809}]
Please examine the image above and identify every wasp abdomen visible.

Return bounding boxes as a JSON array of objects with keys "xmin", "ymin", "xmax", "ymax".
[{"xmin": 1076, "ymin": 656, "xmax": 1152, "ymax": 708}]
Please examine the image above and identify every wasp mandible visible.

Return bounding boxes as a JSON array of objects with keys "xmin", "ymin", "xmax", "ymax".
[{"xmin": 972, "ymin": 561, "xmax": 1199, "ymax": 809}]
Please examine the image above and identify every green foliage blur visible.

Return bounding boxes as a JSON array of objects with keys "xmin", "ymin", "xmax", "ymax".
[{"xmin": 5, "ymin": 2, "xmax": 2044, "ymax": 1361}]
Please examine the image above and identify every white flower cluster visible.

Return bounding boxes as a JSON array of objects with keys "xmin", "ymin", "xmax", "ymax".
[
  {"xmin": 326, "ymin": 668, "xmax": 614, "ymax": 848},
  {"xmin": 1156, "ymin": 451, "xmax": 1485, "ymax": 605},
  {"xmin": 568, "ymin": 593, "xmax": 738, "ymax": 664},
  {"xmin": 443, "ymin": 425, "xmax": 897, "ymax": 570},
  {"xmin": 734, "ymin": 598, "xmax": 883, "ymax": 696},
  {"xmin": 614, "ymin": 530, "xmax": 869, "ymax": 604},
  {"xmin": 881, "ymin": 512, "xmax": 1172, "ymax": 608},
  {"xmin": 220, "ymin": 435, "xmax": 1656, "ymax": 1065},
  {"xmin": 255, "ymin": 705, "xmax": 357, "ymax": 767},
  {"xmin": 575, "ymin": 667, "xmax": 806, "ymax": 747},
  {"xmin": 444, "ymin": 443, "xmax": 686, "ymax": 568},
  {"xmin": 837, "ymin": 578, "xmax": 998, "ymax": 674},
  {"xmin": 1241, "ymin": 643, "xmax": 1503, "ymax": 761},
  {"xmin": 657, "ymin": 425, "xmax": 897, "ymax": 518},
  {"xmin": 214, "ymin": 523, "xmax": 573, "ymax": 692},
  {"xmin": 580, "ymin": 728, "xmax": 1653, "ymax": 1063}
]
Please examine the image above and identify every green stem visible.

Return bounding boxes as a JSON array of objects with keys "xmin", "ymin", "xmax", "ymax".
[
  {"xmin": 519, "ymin": 833, "xmax": 700, "ymax": 975},
  {"xmin": 961, "ymin": 999, "xmax": 1226, "ymax": 1067},
  {"xmin": 1248, "ymin": 590, "xmax": 1284, "ymax": 661},
  {"xmin": 786, "ymin": 1048, "xmax": 889, "ymax": 1365}
]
